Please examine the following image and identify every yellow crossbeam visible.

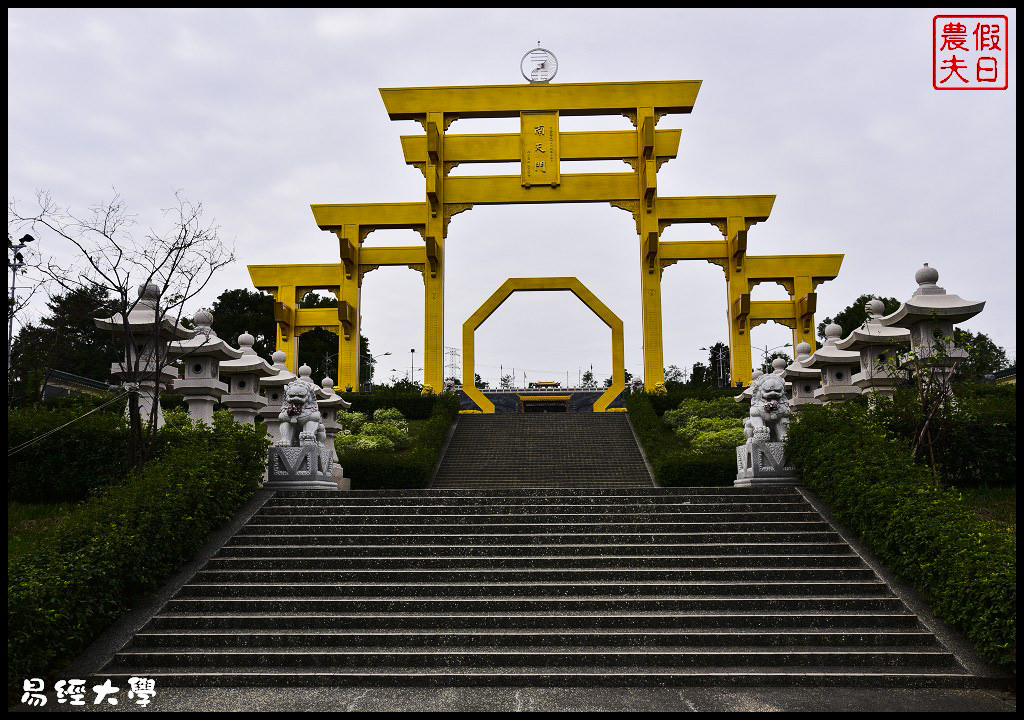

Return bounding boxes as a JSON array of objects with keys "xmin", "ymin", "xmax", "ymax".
[
  {"xmin": 311, "ymin": 203, "xmax": 427, "ymax": 231},
  {"xmin": 358, "ymin": 247, "xmax": 427, "ymax": 266},
  {"xmin": 400, "ymin": 129, "xmax": 681, "ymax": 165},
  {"xmin": 380, "ymin": 81, "xmax": 701, "ymax": 120},
  {"xmin": 445, "ymin": 173, "xmax": 638, "ymax": 205},
  {"xmin": 658, "ymin": 196, "xmax": 776, "ymax": 225},
  {"xmin": 249, "ymin": 264, "xmax": 342, "ymax": 291}
]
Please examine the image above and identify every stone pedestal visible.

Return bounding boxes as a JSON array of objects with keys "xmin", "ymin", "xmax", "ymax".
[
  {"xmin": 735, "ymin": 440, "xmax": 799, "ymax": 487},
  {"xmin": 264, "ymin": 445, "xmax": 338, "ymax": 490}
]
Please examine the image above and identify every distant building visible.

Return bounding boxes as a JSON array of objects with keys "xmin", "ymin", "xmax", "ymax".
[
  {"xmin": 991, "ymin": 366, "xmax": 1016, "ymax": 385},
  {"xmin": 41, "ymin": 369, "xmax": 113, "ymax": 401}
]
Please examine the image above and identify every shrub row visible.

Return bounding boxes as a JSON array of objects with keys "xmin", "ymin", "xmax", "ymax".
[
  {"xmin": 870, "ymin": 383, "xmax": 1016, "ymax": 488},
  {"xmin": 338, "ymin": 391, "xmax": 442, "ymax": 420},
  {"xmin": 8, "ymin": 406, "xmax": 130, "ymax": 503},
  {"xmin": 646, "ymin": 384, "xmax": 743, "ymax": 416},
  {"xmin": 7, "ymin": 411, "xmax": 269, "ymax": 690},
  {"xmin": 626, "ymin": 393, "xmax": 736, "ymax": 487},
  {"xmin": 787, "ymin": 402, "xmax": 1016, "ymax": 673},
  {"xmin": 339, "ymin": 394, "xmax": 460, "ymax": 489}
]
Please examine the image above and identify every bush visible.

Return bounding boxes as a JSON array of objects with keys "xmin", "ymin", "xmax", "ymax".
[
  {"xmin": 787, "ymin": 402, "xmax": 1016, "ymax": 673},
  {"xmin": 339, "ymin": 394, "xmax": 460, "ymax": 489},
  {"xmin": 691, "ymin": 428, "xmax": 746, "ymax": 454},
  {"xmin": 338, "ymin": 391, "xmax": 440, "ymax": 420},
  {"xmin": 626, "ymin": 393, "xmax": 737, "ymax": 486},
  {"xmin": 646, "ymin": 385, "xmax": 740, "ymax": 415},
  {"xmin": 7, "ymin": 411, "xmax": 269, "ymax": 691},
  {"xmin": 8, "ymin": 406, "xmax": 130, "ymax": 502},
  {"xmin": 336, "ymin": 410, "xmax": 367, "ymax": 434},
  {"xmin": 869, "ymin": 383, "xmax": 1016, "ymax": 488}
]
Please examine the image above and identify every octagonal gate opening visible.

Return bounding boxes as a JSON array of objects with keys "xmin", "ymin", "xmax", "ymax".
[{"xmin": 462, "ymin": 277, "xmax": 625, "ymax": 413}]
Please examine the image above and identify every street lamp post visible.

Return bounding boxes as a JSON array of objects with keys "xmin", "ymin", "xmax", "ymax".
[
  {"xmin": 362, "ymin": 351, "xmax": 391, "ymax": 392},
  {"xmin": 756, "ymin": 343, "xmax": 792, "ymax": 373}
]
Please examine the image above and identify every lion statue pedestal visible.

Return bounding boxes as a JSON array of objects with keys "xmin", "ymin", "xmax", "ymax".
[
  {"xmin": 264, "ymin": 377, "xmax": 338, "ymax": 491},
  {"xmin": 735, "ymin": 373, "xmax": 799, "ymax": 487}
]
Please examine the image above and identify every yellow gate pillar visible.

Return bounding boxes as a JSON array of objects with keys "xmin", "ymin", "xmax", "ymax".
[
  {"xmin": 274, "ymin": 284, "xmax": 298, "ymax": 373},
  {"xmin": 724, "ymin": 217, "xmax": 753, "ymax": 387},
  {"xmin": 421, "ymin": 111, "xmax": 446, "ymax": 395},
  {"xmin": 637, "ymin": 107, "xmax": 665, "ymax": 392},
  {"xmin": 792, "ymin": 275, "xmax": 817, "ymax": 350},
  {"xmin": 331, "ymin": 224, "xmax": 362, "ymax": 392}
]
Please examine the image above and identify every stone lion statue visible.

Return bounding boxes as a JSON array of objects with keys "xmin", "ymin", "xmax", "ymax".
[
  {"xmin": 277, "ymin": 378, "xmax": 326, "ymax": 447},
  {"xmin": 743, "ymin": 373, "xmax": 791, "ymax": 444}
]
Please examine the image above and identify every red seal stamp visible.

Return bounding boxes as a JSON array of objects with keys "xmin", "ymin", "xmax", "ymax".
[{"xmin": 934, "ymin": 15, "xmax": 1009, "ymax": 90}]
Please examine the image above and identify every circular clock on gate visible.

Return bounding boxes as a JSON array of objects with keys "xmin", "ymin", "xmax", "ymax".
[{"xmin": 521, "ymin": 47, "xmax": 558, "ymax": 83}]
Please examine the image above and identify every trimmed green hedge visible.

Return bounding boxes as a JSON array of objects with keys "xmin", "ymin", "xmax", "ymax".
[
  {"xmin": 787, "ymin": 402, "xmax": 1016, "ymax": 673},
  {"xmin": 8, "ymin": 406, "xmax": 130, "ymax": 502},
  {"xmin": 647, "ymin": 385, "xmax": 743, "ymax": 416},
  {"xmin": 870, "ymin": 383, "xmax": 1016, "ymax": 488},
  {"xmin": 338, "ymin": 391, "xmax": 442, "ymax": 420},
  {"xmin": 7, "ymin": 411, "xmax": 269, "ymax": 690},
  {"xmin": 339, "ymin": 394, "xmax": 460, "ymax": 489},
  {"xmin": 627, "ymin": 393, "xmax": 736, "ymax": 487}
]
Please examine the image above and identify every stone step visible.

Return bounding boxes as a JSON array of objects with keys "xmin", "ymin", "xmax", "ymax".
[
  {"xmin": 99, "ymin": 668, "xmax": 978, "ymax": 688},
  {"xmin": 250, "ymin": 512, "xmax": 829, "ymax": 524},
  {"xmin": 241, "ymin": 520, "xmax": 833, "ymax": 533},
  {"xmin": 176, "ymin": 580, "xmax": 893, "ymax": 599},
  {"xmin": 106, "ymin": 648, "xmax": 961, "ymax": 670},
  {"xmin": 194, "ymin": 568, "xmax": 878, "ymax": 583},
  {"xmin": 226, "ymin": 531, "xmax": 844, "ymax": 545},
  {"xmin": 216, "ymin": 542, "xmax": 857, "ymax": 558},
  {"xmin": 127, "ymin": 629, "xmax": 941, "ymax": 649},
  {"xmin": 147, "ymin": 612, "xmax": 926, "ymax": 632},
  {"xmin": 203, "ymin": 554, "xmax": 866, "ymax": 570},
  {"xmin": 257, "ymin": 505, "xmax": 821, "ymax": 517},
  {"xmin": 163, "ymin": 597, "xmax": 908, "ymax": 613}
]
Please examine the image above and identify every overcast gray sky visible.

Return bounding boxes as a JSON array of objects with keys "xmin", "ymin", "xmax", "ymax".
[{"xmin": 8, "ymin": 8, "xmax": 1016, "ymax": 386}]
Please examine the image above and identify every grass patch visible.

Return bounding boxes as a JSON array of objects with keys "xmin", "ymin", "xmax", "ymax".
[
  {"xmin": 959, "ymin": 486, "xmax": 1016, "ymax": 530},
  {"xmin": 7, "ymin": 502, "xmax": 78, "ymax": 563}
]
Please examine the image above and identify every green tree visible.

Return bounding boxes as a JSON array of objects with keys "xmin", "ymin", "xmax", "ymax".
[
  {"xmin": 818, "ymin": 293, "xmax": 901, "ymax": 342},
  {"xmin": 705, "ymin": 341, "xmax": 731, "ymax": 387},
  {"xmin": 8, "ymin": 285, "xmax": 121, "ymax": 404},
  {"xmin": 953, "ymin": 328, "xmax": 1009, "ymax": 380},
  {"xmin": 688, "ymin": 361, "xmax": 711, "ymax": 386},
  {"xmin": 210, "ymin": 288, "xmax": 276, "ymax": 358},
  {"xmin": 580, "ymin": 369, "xmax": 597, "ymax": 389}
]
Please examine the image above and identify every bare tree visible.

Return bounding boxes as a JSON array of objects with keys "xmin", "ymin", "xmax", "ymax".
[{"xmin": 9, "ymin": 189, "xmax": 235, "ymax": 470}]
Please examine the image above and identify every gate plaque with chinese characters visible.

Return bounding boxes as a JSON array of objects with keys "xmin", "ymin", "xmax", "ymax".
[{"xmin": 521, "ymin": 111, "xmax": 560, "ymax": 188}]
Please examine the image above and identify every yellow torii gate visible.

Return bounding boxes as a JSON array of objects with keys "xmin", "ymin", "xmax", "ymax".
[{"xmin": 248, "ymin": 79, "xmax": 842, "ymax": 392}]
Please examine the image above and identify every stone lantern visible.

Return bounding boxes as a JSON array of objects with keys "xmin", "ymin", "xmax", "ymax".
[
  {"xmin": 734, "ymin": 370, "xmax": 763, "ymax": 405},
  {"xmin": 318, "ymin": 376, "xmax": 352, "ymax": 489},
  {"xmin": 218, "ymin": 331, "xmax": 275, "ymax": 424},
  {"xmin": 259, "ymin": 351, "xmax": 297, "ymax": 442},
  {"xmin": 166, "ymin": 309, "xmax": 242, "ymax": 423},
  {"xmin": 785, "ymin": 342, "xmax": 822, "ymax": 409},
  {"xmin": 878, "ymin": 264, "xmax": 985, "ymax": 390},
  {"xmin": 95, "ymin": 282, "xmax": 193, "ymax": 428},
  {"xmin": 836, "ymin": 297, "xmax": 911, "ymax": 398},
  {"xmin": 296, "ymin": 364, "xmax": 329, "ymax": 399},
  {"xmin": 770, "ymin": 357, "xmax": 792, "ymax": 392},
  {"xmin": 802, "ymin": 323, "xmax": 862, "ymax": 404}
]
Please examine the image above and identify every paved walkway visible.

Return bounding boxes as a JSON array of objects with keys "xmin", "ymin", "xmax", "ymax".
[{"xmin": 12, "ymin": 686, "xmax": 1017, "ymax": 712}]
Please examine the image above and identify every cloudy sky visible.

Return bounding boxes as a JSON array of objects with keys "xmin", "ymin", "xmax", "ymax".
[{"xmin": 8, "ymin": 8, "xmax": 1016, "ymax": 386}]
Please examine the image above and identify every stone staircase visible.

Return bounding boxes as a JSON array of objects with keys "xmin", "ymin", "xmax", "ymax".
[
  {"xmin": 101, "ymin": 486, "xmax": 975, "ymax": 687},
  {"xmin": 431, "ymin": 414, "xmax": 653, "ymax": 488}
]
